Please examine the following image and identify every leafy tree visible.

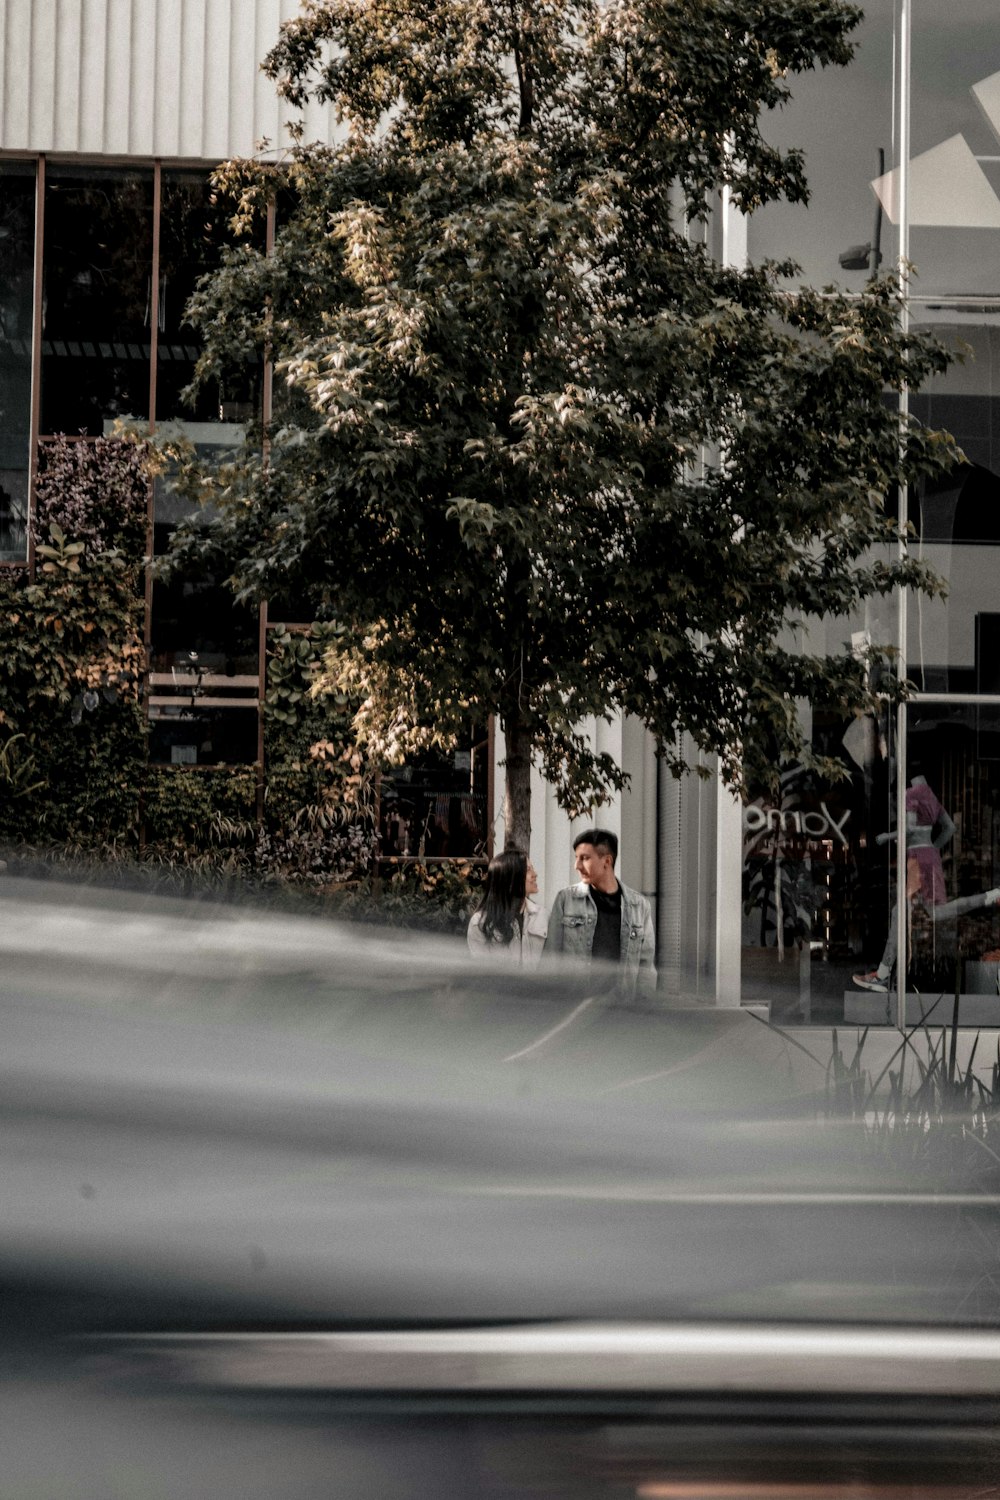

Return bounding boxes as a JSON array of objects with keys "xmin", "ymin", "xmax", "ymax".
[{"xmin": 166, "ymin": 0, "xmax": 956, "ymax": 852}]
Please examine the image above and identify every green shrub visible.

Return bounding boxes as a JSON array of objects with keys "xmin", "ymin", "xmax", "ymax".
[{"xmin": 326, "ymin": 859, "xmax": 486, "ymax": 934}]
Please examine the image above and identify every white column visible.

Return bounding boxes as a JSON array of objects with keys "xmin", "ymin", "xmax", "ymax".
[
  {"xmin": 714, "ymin": 780, "xmax": 744, "ymax": 1006},
  {"xmin": 714, "ymin": 169, "xmax": 750, "ymax": 1006}
]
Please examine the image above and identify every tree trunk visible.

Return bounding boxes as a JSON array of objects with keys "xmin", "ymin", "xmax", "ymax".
[{"xmin": 502, "ymin": 708, "xmax": 532, "ymax": 854}]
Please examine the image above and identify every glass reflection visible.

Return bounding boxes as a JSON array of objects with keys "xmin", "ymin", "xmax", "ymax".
[
  {"xmin": 909, "ymin": 1, "xmax": 1000, "ymax": 295},
  {"xmin": 41, "ymin": 166, "xmax": 153, "ymax": 435},
  {"xmin": 746, "ymin": 0, "xmax": 897, "ymax": 287},
  {"xmin": 0, "ymin": 163, "xmax": 35, "ymax": 560}
]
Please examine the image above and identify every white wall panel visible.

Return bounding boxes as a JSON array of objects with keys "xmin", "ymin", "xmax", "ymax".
[
  {"xmin": 226, "ymin": 0, "xmax": 260, "ymax": 157},
  {"xmin": 104, "ymin": 0, "xmax": 135, "ymax": 154},
  {"xmin": 53, "ymin": 0, "xmax": 82, "ymax": 149},
  {"xmin": 178, "ymin": 0, "xmax": 206, "ymax": 158},
  {"xmin": 153, "ymin": 0, "xmax": 183, "ymax": 155},
  {"xmin": 129, "ymin": 0, "xmax": 157, "ymax": 154},
  {"xmin": 26, "ymin": 3, "xmax": 56, "ymax": 147},
  {"xmin": 78, "ymin": 0, "xmax": 108, "ymax": 152},
  {"xmin": 1, "ymin": 0, "xmax": 338, "ymax": 160}
]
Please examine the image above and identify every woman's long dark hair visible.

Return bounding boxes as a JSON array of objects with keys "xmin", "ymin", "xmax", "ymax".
[{"xmin": 477, "ymin": 849, "xmax": 528, "ymax": 946}]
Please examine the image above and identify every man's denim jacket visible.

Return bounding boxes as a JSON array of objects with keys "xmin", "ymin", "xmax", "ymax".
[{"xmin": 545, "ymin": 879, "xmax": 657, "ymax": 1000}]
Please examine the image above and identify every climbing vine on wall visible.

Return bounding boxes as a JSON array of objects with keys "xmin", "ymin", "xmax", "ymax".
[
  {"xmin": 0, "ymin": 434, "xmax": 149, "ymax": 847},
  {"xmin": 33, "ymin": 432, "xmax": 150, "ymax": 559}
]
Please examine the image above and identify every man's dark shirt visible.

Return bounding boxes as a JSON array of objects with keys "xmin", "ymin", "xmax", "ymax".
[{"xmin": 590, "ymin": 883, "xmax": 622, "ymax": 964}]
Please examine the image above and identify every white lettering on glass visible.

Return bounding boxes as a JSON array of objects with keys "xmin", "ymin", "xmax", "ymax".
[{"xmin": 743, "ymin": 802, "xmax": 851, "ymax": 846}]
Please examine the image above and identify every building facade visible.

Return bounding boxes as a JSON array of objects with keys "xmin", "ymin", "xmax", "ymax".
[
  {"xmin": 735, "ymin": 0, "xmax": 1000, "ymax": 1027},
  {"xmin": 3, "ymin": 1, "xmax": 1000, "ymax": 1027}
]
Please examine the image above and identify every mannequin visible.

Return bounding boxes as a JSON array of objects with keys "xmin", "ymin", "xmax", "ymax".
[{"xmin": 853, "ymin": 775, "xmax": 1000, "ymax": 993}]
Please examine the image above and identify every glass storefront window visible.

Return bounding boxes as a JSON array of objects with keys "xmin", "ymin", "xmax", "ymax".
[
  {"xmin": 739, "ymin": 1, "xmax": 1000, "ymax": 1024},
  {"xmin": 747, "ymin": 0, "xmax": 898, "ymax": 287},
  {"xmin": 741, "ymin": 698, "xmax": 896, "ymax": 1025},
  {"xmin": 746, "ymin": 691, "xmax": 1000, "ymax": 1028},
  {"xmin": 41, "ymin": 166, "xmax": 153, "ymax": 435},
  {"xmin": 0, "ymin": 162, "xmax": 35, "ymax": 560},
  {"xmin": 739, "ymin": 529, "xmax": 899, "ymax": 1022},
  {"xmin": 844, "ymin": 701, "xmax": 1000, "ymax": 1026}
]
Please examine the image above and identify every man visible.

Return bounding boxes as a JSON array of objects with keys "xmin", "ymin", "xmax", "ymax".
[{"xmin": 545, "ymin": 827, "xmax": 656, "ymax": 1000}]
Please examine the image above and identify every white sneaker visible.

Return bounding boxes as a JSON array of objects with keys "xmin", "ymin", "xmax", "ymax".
[
  {"xmin": 852, "ymin": 969, "xmax": 888, "ymax": 993},
  {"xmin": 985, "ymin": 889, "xmax": 1000, "ymax": 907}
]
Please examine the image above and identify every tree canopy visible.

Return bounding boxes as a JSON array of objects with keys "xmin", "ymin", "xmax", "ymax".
[{"xmin": 166, "ymin": 0, "xmax": 956, "ymax": 851}]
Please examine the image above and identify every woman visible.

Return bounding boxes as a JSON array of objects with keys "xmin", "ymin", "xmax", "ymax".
[{"xmin": 467, "ymin": 849, "xmax": 548, "ymax": 968}]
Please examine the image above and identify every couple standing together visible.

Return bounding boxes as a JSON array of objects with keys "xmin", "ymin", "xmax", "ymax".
[{"xmin": 467, "ymin": 827, "xmax": 657, "ymax": 1000}]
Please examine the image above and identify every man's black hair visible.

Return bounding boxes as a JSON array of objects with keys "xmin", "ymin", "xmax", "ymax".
[{"xmin": 573, "ymin": 827, "xmax": 618, "ymax": 865}]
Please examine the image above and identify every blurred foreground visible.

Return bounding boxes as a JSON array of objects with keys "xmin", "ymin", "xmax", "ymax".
[{"xmin": 2, "ymin": 876, "xmax": 999, "ymax": 1497}]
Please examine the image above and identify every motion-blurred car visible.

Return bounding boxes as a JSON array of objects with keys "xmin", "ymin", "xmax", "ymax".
[{"xmin": 2, "ymin": 875, "xmax": 999, "ymax": 1497}]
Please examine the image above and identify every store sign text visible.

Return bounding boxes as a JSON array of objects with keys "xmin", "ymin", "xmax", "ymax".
[{"xmin": 743, "ymin": 803, "xmax": 851, "ymax": 846}]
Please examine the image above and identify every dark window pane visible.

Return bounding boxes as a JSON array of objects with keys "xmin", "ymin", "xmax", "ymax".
[
  {"xmin": 156, "ymin": 171, "xmax": 264, "ymax": 434},
  {"xmin": 41, "ymin": 166, "xmax": 153, "ymax": 435},
  {"xmin": 150, "ymin": 521, "xmax": 259, "ymax": 673},
  {"xmin": 147, "ymin": 706, "xmax": 259, "ymax": 768},
  {"xmin": 379, "ymin": 733, "xmax": 489, "ymax": 860},
  {"xmin": 0, "ymin": 161, "xmax": 35, "ymax": 560},
  {"xmin": 149, "ymin": 519, "xmax": 259, "ymax": 767},
  {"xmin": 906, "ymin": 315, "xmax": 1000, "ymax": 693}
]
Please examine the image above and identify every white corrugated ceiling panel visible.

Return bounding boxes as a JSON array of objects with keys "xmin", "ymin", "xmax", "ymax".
[{"xmin": 0, "ymin": 0, "xmax": 339, "ymax": 160}]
